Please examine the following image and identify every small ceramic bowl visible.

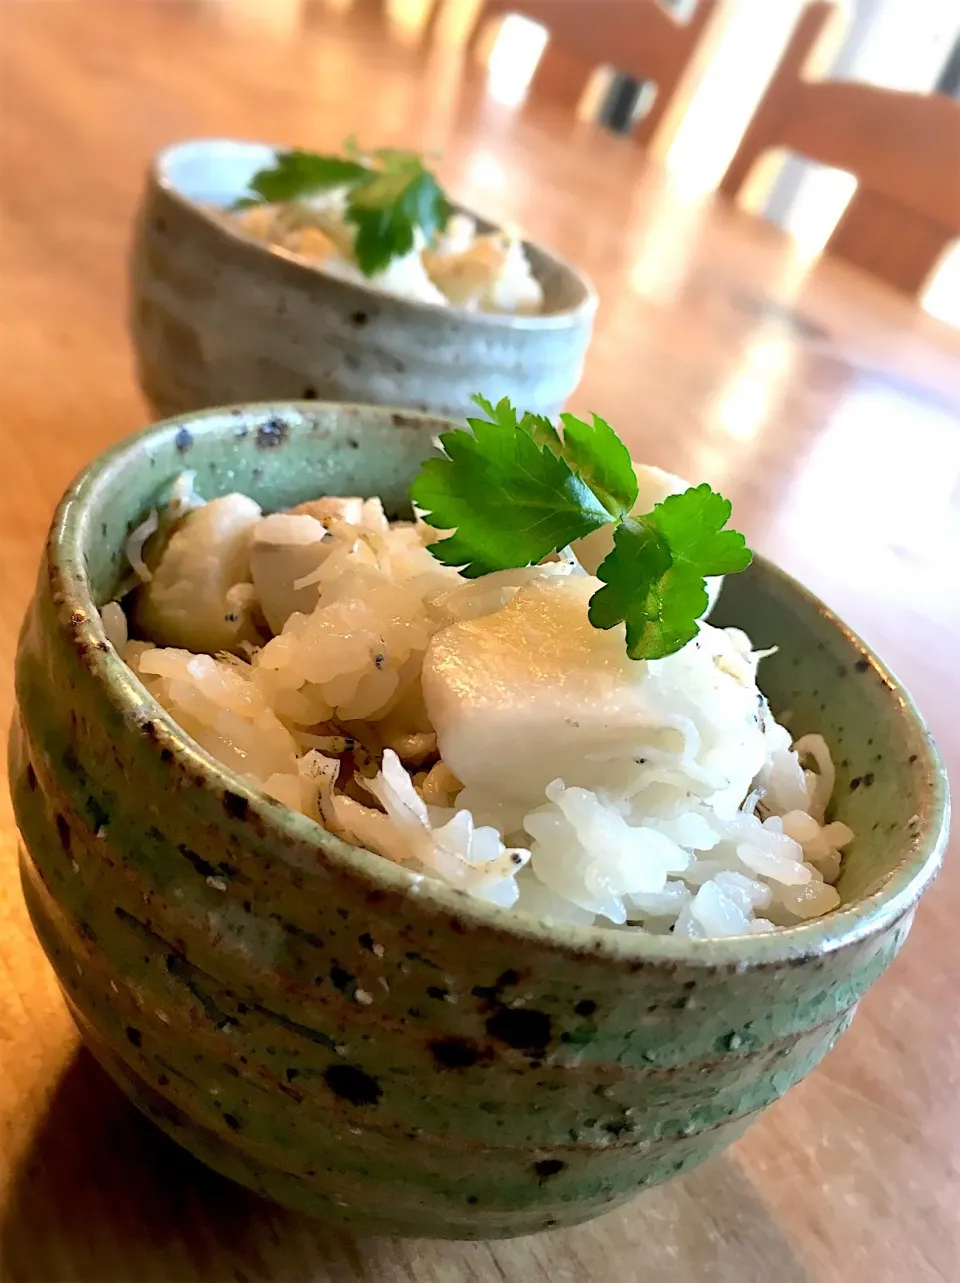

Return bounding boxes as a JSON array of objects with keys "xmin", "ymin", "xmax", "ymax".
[
  {"xmin": 129, "ymin": 139, "xmax": 597, "ymax": 422},
  {"xmin": 10, "ymin": 403, "xmax": 947, "ymax": 1239}
]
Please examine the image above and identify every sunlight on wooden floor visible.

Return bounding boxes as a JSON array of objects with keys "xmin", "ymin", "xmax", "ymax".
[
  {"xmin": 485, "ymin": 14, "xmax": 549, "ymax": 107},
  {"xmin": 709, "ymin": 332, "xmax": 798, "ymax": 444},
  {"xmin": 923, "ymin": 243, "xmax": 960, "ymax": 329}
]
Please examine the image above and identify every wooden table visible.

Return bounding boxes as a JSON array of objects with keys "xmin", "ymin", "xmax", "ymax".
[{"xmin": 1, "ymin": 3, "xmax": 958, "ymax": 1280}]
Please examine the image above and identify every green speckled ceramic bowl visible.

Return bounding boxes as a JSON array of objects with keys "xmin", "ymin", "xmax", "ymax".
[{"xmin": 10, "ymin": 403, "xmax": 948, "ymax": 1239}]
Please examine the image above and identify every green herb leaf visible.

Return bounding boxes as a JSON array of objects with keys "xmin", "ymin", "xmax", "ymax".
[
  {"xmin": 347, "ymin": 156, "xmax": 451, "ymax": 276},
  {"xmin": 473, "ymin": 396, "xmax": 562, "ymax": 454},
  {"xmin": 238, "ymin": 150, "xmax": 368, "ymax": 207},
  {"xmin": 350, "ymin": 153, "xmax": 450, "ymax": 256},
  {"xmin": 647, "ymin": 483, "xmax": 754, "ymax": 577},
  {"xmin": 512, "ymin": 407, "xmax": 637, "ymax": 507},
  {"xmin": 411, "ymin": 396, "xmax": 610, "ymax": 578},
  {"xmin": 414, "ymin": 396, "xmax": 752, "ymax": 658},
  {"xmin": 517, "ymin": 409, "xmax": 563, "ymax": 453},
  {"xmin": 232, "ymin": 144, "xmax": 451, "ymax": 277},
  {"xmin": 588, "ymin": 519, "xmax": 702, "ymax": 659},
  {"xmin": 588, "ymin": 484, "xmax": 753, "ymax": 660},
  {"xmin": 558, "ymin": 411, "xmax": 638, "ymax": 518}
]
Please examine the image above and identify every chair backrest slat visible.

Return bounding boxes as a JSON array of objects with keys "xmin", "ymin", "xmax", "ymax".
[
  {"xmin": 719, "ymin": 1, "xmax": 960, "ymax": 295},
  {"xmin": 469, "ymin": 0, "xmax": 723, "ymax": 146},
  {"xmin": 829, "ymin": 191, "xmax": 955, "ymax": 298}
]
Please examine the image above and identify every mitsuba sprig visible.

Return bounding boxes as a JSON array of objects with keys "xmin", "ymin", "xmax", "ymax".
[
  {"xmin": 234, "ymin": 142, "xmax": 451, "ymax": 276},
  {"xmin": 412, "ymin": 395, "xmax": 752, "ymax": 660}
]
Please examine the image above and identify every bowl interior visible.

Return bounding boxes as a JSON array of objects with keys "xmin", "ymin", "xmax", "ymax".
[
  {"xmin": 158, "ymin": 138, "xmax": 277, "ymax": 207},
  {"xmin": 153, "ymin": 138, "xmax": 596, "ymax": 322},
  {"xmin": 708, "ymin": 571, "xmax": 940, "ymax": 905},
  {"xmin": 66, "ymin": 401, "xmax": 947, "ymax": 959}
]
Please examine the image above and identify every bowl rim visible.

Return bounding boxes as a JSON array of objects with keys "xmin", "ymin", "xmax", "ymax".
[
  {"xmin": 151, "ymin": 137, "xmax": 599, "ymax": 331},
  {"xmin": 48, "ymin": 401, "xmax": 950, "ymax": 970}
]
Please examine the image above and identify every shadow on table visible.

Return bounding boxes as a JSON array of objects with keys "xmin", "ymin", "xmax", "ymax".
[
  {"xmin": 0, "ymin": 1047, "xmax": 351, "ymax": 1283},
  {"xmin": 0, "ymin": 1047, "xmax": 817, "ymax": 1283}
]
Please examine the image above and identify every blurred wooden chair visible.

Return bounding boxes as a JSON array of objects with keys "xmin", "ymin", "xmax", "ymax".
[
  {"xmin": 468, "ymin": 0, "xmax": 725, "ymax": 147},
  {"xmin": 719, "ymin": 1, "xmax": 960, "ymax": 296}
]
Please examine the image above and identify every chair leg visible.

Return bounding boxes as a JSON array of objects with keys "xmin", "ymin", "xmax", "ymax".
[
  {"xmin": 464, "ymin": 1, "xmax": 507, "ymax": 59},
  {"xmin": 631, "ymin": 0, "xmax": 724, "ymax": 151},
  {"xmin": 718, "ymin": 2, "xmax": 845, "ymax": 203}
]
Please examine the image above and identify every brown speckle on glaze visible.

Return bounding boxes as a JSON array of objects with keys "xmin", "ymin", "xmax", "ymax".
[
  {"xmin": 178, "ymin": 844, "xmax": 220, "ymax": 879},
  {"xmin": 256, "ymin": 418, "xmax": 288, "ymax": 449},
  {"xmin": 390, "ymin": 411, "xmax": 426, "ymax": 429},
  {"xmin": 324, "ymin": 1064, "xmax": 382, "ymax": 1107},
  {"xmin": 429, "ymin": 1039, "xmax": 487, "ymax": 1070},
  {"xmin": 486, "ymin": 1007, "xmax": 552, "ymax": 1053},
  {"xmin": 55, "ymin": 813, "xmax": 72, "ymax": 853},
  {"xmin": 223, "ymin": 791, "xmax": 248, "ymax": 820},
  {"xmin": 330, "ymin": 966, "xmax": 354, "ymax": 992}
]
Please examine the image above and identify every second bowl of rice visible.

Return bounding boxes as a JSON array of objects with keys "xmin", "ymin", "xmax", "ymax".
[{"xmin": 129, "ymin": 139, "xmax": 597, "ymax": 423}]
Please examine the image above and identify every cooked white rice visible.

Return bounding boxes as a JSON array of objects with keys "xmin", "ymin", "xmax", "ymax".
[
  {"xmin": 231, "ymin": 197, "xmax": 544, "ymax": 315},
  {"xmin": 109, "ymin": 483, "xmax": 853, "ymax": 937}
]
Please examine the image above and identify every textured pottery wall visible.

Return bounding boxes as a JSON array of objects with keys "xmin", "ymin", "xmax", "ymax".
[{"xmin": 9, "ymin": 404, "xmax": 946, "ymax": 1238}]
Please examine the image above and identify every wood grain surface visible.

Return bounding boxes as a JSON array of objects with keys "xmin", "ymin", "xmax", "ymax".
[{"xmin": 1, "ymin": 3, "xmax": 958, "ymax": 1280}]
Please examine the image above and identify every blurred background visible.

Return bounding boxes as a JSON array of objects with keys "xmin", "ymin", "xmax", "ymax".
[{"xmin": 195, "ymin": 0, "xmax": 960, "ymax": 323}]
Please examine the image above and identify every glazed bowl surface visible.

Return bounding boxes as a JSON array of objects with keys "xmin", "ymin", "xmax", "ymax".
[
  {"xmin": 129, "ymin": 139, "xmax": 597, "ymax": 423},
  {"xmin": 10, "ymin": 401, "xmax": 947, "ymax": 1239}
]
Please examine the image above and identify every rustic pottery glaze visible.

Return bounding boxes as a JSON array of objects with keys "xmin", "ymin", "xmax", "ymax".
[
  {"xmin": 129, "ymin": 139, "xmax": 597, "ymax": 422},
  {"xmin": 10, "ymin": 403, "xmax": 947, "ymax": 1239}
]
